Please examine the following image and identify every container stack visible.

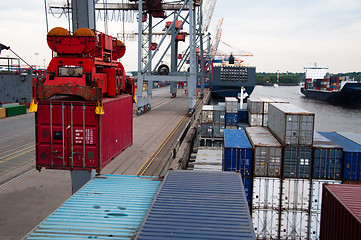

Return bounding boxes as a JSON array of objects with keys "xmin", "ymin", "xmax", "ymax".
[
  {"xmin": 200, "ymin": 105, "xmax": 214, "ymax": 138},
  {"xmin": 0, "ymin": 103, "xmax": 27, "ymax": 118},
  {"xmin": 187, "ymin": 147, "xmax": 222, "ymax": 171},
  {"xmin": 246, "ymin": 127, "xmax": 282, "ymax": 239},
  {"xmin": 213, "ymin": 105, "xmax": 226, "ymax": 138},
  {"xmin": 247, "ymin": 98, "xmax": 263, "ymax": 127},
  {"xmin": 268, "ymin": 103, "xmax": 315, "ymax": 239},
  {"xmin": 223, "ymin": 129, "xmax": 253, "ymax": 205},
  {"xmin": 200, "ymin": 104, "xmax": 226, "ymax": 139},
  {"xmin": 258, "ymin": 97, "xmax": 274, "ymax": 126},
  {"xmin": 225, "ymin": 97, "xmax": 238, "ymax": 129}
]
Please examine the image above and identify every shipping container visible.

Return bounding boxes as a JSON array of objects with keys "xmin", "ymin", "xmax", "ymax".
[
  {"xmin": 24, "ymin": 175, "xmax": 161, "ymax": 239},
  {"xmin": 226, "ymin": 113, "xmax": 238, "ymax": 126},
  {"xmin": 201, "ymin": 105, "xmax": 214, "ymax": 123},
  {"xmin": 225, "ymin": 97, "xmax": 239, "ymax": 113},
  {"xmin": 247, "ymin": 98, "xmax": 263, "ymax": 114},
  {"xmin": 213, "ymin": 123, "xmax": 225, "ymax": 138},
  {"xmin": 262, "ymin": 114, "xmax": 269, "ymax": 127},
  {"xmin": 269, "ymin": 98, "xmax": 289, "ymax": 104},
  {"xmin": 268, "ymin": 103, "xmax": 314, "ymax": 146},
  {"xmin": 192, "ymin": 147, "xmax": 222, "ymax": 166},
  {"xmin": 252, "ymin": 177, "xmax": 281, "ymax": 209},
  {"xmin": 246, "ymin": 127, "xmax": 282, "ymax": 177},
  {"xmin": 237, "ymin": 108, "xmax": 248, "ymax": 123},
  {"xmin": 200, "ymin": 123, "xmax": 213, "ymax": 138},
  {"xmin": 5, "ymin": 104, "xmax": 26, "ymax": 117},
  {"xmin": 238, "ymin": 122, "xmax": 250, "ymax": 130},
  {"xmin": 243, "ymin": 176, "xmax": 253, "ymax": 208},
  {"xmin": 280, "ymin": 210, "xmax": 309, "ymax": 239},
  {"xmin": 281, "ymin": 178, "xmax": 310, "ymax": 211},
  {"xmin": 136, "ymin": 170, "xmax": 256, "ymax": 240},
  {"xmin": 309, "ymin": 179, "xmax": 341, "ymax": 240},
  {"xmin": 214, "ymin": 105, "xmax": 226, "ymax": 124},
  {"xmin": 283, "ymin": 146, "xmax": 312, "ymax": 178},
  {"xmin": 319, "ymin": 132, "xmax": 361, "ymax": 181},
  {"xmin": 253, "ymin": 209, "xmax": 280, "ymax": 239},
  {"xmin": 0, "ymin": 108, "xmax": 5, "ymax": 119},
  {"xmin": 337, "ymin": 132, "xmax": 361, "ymax": 146},
  {"xmin": 320, "ymin": 184, "xmax": 361, "ymax": 240},
  {"xmin": 36, "ymin": 95, "xmax": 133, "ymax": 172},
  {"xmin": 313, "ymin": 133, "xmax": 343, "ymax": 179},
  {"xmin": 223, "ymin": 129, "xmax": 253, "ymax": 176},
  {"xmin": 226, "ymin": 125, "xmax": 238, "ymax": 129},
  {"xmin": 258, "ymin": 97, "xmax": 275, "ymax": 114},
  {"xmin": 248, "ymin": 113, "xmax": 263, "ymax": 127}
]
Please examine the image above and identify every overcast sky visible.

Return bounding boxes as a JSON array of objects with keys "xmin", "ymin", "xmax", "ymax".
[{"xmin": 1, "ymin": 0, "xmax": 360, "ymax": 73}]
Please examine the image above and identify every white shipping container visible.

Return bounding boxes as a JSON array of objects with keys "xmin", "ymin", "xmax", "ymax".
[
  {"xmin": 281, "ymin": 178, "xmax": 310, "ymax": 211},
  {"xmin": 201, "ymin": 105, "xmax": 214, "ymax": 123},
  {"xmin": 280, "ymin": 210, "xmax": 309, "ymax": 239},
  {"xmin": 248, "ymin": 113, "xmax": 263, "ymax": 126},
  {"xmin": 309, "ymin": 179, "xmax": 341, "ymax": 240},
  {"xmin": 247, "ymin": 98, "xmax": 263, "ymax": 114},
  {"xmin": 252, "ymin": 177, "xmax": 281, "ymax": 209},
  {"xmin": 225, "ymin": 97, "xmax": 238, "ymax": 113},
  {"xmin": 268, "ymin": 103, "xmax": 314, "ymax": 146},
  {"xmin": 252, "ymin": 209, "xmax": 280, "ymax": 240}
]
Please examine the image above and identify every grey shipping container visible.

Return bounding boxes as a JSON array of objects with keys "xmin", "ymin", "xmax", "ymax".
[
  {"xmin": 136, "ymin": 170, "xmax": 256, "ymax": 240},
  {"xmin": 200, "ymin": 123, "xmax": 213, "ymax": 138},
  {"xmin": 248, "ymin": 112, "xmax": 263, "ymax": 127},
  {"xmin": 246, "ymin": 127, "xmax": 282, "ymax": 177},
  {"xmin": 213, "ymin": 123, "xmax": 225, "ymax": 138},
  {"xmin": 262, "ymin": 114, "xmax": 269, "ymax": 127},
  {"xmin": 225, "ymin": 97, "xmax": 239, "ymax": 113},
  {"xmin": 247, "ymin": 98, "xmax": 263, "ymax": 114},
  {"xmin": 284, "ymin": 146, "xmax": 312, "ymax": 178},
  {"xmin": 313, "ymin": 133, "xmax": 343, "ymax": 179},
  {"xmin": 201, "ymin": 105, "xmax": 214, "ymax": 123},
  {"xmin": 268, "ymin": 103, "xmax": 315, "ymax": 146},
  {"xmin": 320, "ymin": 184, "xmax": 361, "ymax": 240},
  {"xmin": 214, "ymin": 105, "xmax": 226, "ymax": 124},
  {"xmin": 258, "ymin": 97, "xmax": 275, "ymax": 114}
]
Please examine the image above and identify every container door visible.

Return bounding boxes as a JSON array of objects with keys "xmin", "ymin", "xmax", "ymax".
[
  {"xmin": 280, "ymin": 210, "xmax": 309, "ymax": 239},
  {"xmin": 253, "ymin": 209, "xmax": 280, "ymax": 240},
  {"xmin": 37, "ymin": 102, "xmax": 68, "ymax": 167},
  {"xmin": 68, "ymin": 103, "xmax": 99, "ymax": 169}
]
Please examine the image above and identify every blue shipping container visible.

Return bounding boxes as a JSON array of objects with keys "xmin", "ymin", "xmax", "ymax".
[
  {"xmin": 243, "ymin": 176, "xmax": 253, "ymax": 208},
  {"xmin": 283, "ymin": 146, "xmax": 312, "ymax": 178},
  {"xmin": 223, "ymin": 129, "xmax": 253, "ymax": 176},
  {"xmin": 313, "ymin": 133, "xmax": 343, "ymax": 179},
  {"xmin": 238, "ymin": 109, "xmax": 249, "ymax": 123},
  {"xmin": 24, "ymin": 175, "xmax": 161, "ymax": 239},
  {"xmin": 136, "ymin": 170, "xmax": 256, "ymax": 240},
  {"xmin": 226, "ymin": 113, "xmax": 238, "ymax": 126},
  {"xmin": 319, "ymin": 132, "xmax": 361, "ymax": 181}
]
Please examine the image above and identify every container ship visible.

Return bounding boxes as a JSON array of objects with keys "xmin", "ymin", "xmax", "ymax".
[
  {"xmin": 301, "ymin": 66, "xmax": 361, "ymax": 105},
  {"xmin": 211, "ymin": 56, "xmax": 256, "ymax": 98}
]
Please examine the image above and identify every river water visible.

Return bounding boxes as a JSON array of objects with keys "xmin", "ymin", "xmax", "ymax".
[{"xmin": 249, "ymin": 85, "xmax": 361, "ymax": 133}]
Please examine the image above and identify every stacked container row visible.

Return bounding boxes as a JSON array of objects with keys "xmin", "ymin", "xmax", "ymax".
[
  {"xmin": 225, "ymin": 97, "xmax": 238, "ymax": 128},
  {"xmin": 200, "ymin": 104, "xmax": 226, "ymax": 138}
]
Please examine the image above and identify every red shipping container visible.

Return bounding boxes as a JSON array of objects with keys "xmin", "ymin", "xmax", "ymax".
[
  {"xmin": 35, "ymin": 95, "xmax": 133, "ymax": 172},
  {"xmin": 320, "ymin": 184, "xmax": 361, "ymax": 240}
]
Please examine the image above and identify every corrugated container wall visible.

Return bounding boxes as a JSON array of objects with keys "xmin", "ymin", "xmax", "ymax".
[
  {"xmin": 283, "ymin": 146, "xmax": 312, "ymax": 178},
  {"xmin": 280, "ymin": 210, "xmax": 309, "ymax": 239},
  {"xmin": 226, "ymin": 113, "xmax": 238, "ymax": 126},
  {"xmin": 201, "ymin": 105, "xmax": 214, "ymax": 123},
  {"xmin": 213, "ymin": 123, "xmax": 225, "ymax": 138},
  {"xmin": 313, "ymin": 133, "xmax": 343, "ymax": 179},
  {"xmin": 5, "ymin": 104, "xmax": 27, "ymax": 117},
  {"xmin": 247, "ymin": 98, "xmax": 263, "ymax": 114},
  {"xmin": 223, "ymin": 129, "xmax": 253, "ymax": 177},
  {"xmin": 319, "ymin": 132, "xmax": 361, "ymax": 181},
  {"xmin": 0, "ymin": 108, "xmax": 5, "ymax": 119},
  {"xmin": 258, "ymin": 97, "xmax": 275, "ymax": 114},
  {"xmin": 237, "ymin": 108, "xmax": 248, "ymax": 123},
  {"xmin": 268, "ymin": 103, "xmax": 314, "ymax": 146},
  {"xmin": 320, "ymin": 184, "xmax": 361, "ymax": 240},
  {"xmin": 200, "ymin": 123, "xmax": 213, "ymax": 138},
  {"xmin": 213, "ymin": 105, "xmax": 225, "ymax": 124},
  {"xmin": 35, "ymin": 95, "xmax": 133, "ymax": 172},
  {"xmin": 246, "ymin": 127, "xmax": 282, "ymax": 177},
  {"xmin": 225, "ymin": 97, "xmax": 238, "ymax": 113},
  {"xmin": 136, "ymin": 170, "xmax": 256, "ymax": 240},
  {"xmin": 248, "ymin": 113, "xmax": 263, "ymax": 127}
]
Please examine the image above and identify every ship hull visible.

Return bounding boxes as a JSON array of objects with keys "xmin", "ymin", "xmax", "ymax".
[{"xmin": 301, "ymin": 83, "xmax": 361, "ymax": 105}]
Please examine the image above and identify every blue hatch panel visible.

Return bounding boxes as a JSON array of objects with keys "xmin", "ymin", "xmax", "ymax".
[
  {"xmin": 136, "ymin": 170, "xmax": 256, "ymax": 240},
  {"xmin": 25, "ymin": 175, "xmax": 161, "ymax": 239}
]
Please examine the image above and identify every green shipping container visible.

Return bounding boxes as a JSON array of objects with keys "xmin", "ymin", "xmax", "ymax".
[{"xmin": 5, "ymin": 105, "xmax": 27, "ymax": 117}]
